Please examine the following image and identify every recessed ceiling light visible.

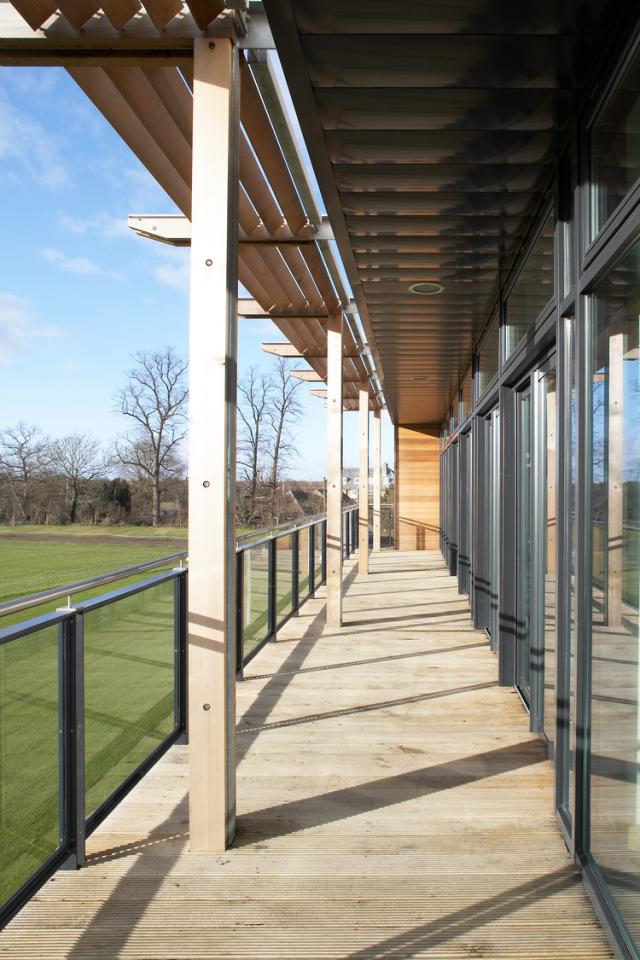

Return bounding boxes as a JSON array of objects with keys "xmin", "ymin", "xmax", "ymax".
[{"xmin": 409, "ymin": 281, "xmax": 445, "ymax": 296}]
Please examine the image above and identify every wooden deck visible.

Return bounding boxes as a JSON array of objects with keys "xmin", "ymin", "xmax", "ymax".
[{"xmin": 1, "ymin": 551, "xmax": 612, "ymax": 959}]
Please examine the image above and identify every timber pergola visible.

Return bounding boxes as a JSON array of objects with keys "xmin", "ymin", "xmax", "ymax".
[{"xmin": 0, "ymin": 0, "xmax": 383, "ymax": 852}]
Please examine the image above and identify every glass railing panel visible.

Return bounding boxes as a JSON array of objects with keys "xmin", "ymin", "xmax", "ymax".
[
  {"xmin": 275, "ymin": 533, "xmax": 294, "ymax": 626},
  {"xmin": 83, "ymin": 578, "xmax": 176, "ymax": 819},
  {"xmin": 314, "ymin": 522, "xmax": 323, "ymax": 585},
  {"xmin": 298, "ymin": 527, "xmax": 310, "ymax": 601},
  {"xmin": 0, "ymin": 621, "xmax": 62, "ymax": 908},
  {"xmin": 241, "ymin": 544, "xmax": 269, "ymax": 657}
]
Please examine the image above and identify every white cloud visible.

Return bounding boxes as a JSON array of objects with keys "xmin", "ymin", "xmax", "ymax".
[
  {"xmin": 4, "ymin": 70, "xmax": 57, "ymax": 98},
  {"xmin": 0, "ymin": 86, "xmax": 68, "ymax": 190},
  {"xmin": 149, "ymin": 260, "xmax": 190, "ymax": 293},
  {"xmin": 125, "ymin": 166, "xmax": 176, "ymax": 213},
  {"xmin": 146, "ymin": 247, "xmax": 190, "ymax": 294},
  {"xmin": 57, "ymin": 211, "xmax": 130, "ymax": 239},
  {"xmin": 40, "ymin": 247, "xmax": 123, "ymax": 280},
  {"xmin": 0, "ymin": 292, "xmax": 62, "ymax": 363},
  {"xmin": 242, "ymin": 317, "xmax": 279, "ymax": 336}
]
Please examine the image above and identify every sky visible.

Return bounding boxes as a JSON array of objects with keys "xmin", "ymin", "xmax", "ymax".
[{"xmin": 0, "ymin": 65, "xmax": 394, "ymax": 480}]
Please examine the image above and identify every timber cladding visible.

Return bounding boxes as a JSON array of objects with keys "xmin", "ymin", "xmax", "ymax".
[{"xmin": 395, "ymin": 423, "xmax": 440, "ymax": 551}]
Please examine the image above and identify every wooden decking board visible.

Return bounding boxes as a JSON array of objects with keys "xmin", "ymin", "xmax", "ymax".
[{"xmin": 0, "ymin": 551, "xmax": 612, "ymax": 959}]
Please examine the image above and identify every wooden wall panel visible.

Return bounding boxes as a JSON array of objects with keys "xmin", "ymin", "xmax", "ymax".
[{"xmin": 395, "ymin": 423, "xmax": 440, "ymax": 551}]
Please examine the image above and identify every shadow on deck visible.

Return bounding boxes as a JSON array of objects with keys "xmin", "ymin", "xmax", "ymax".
[{"xmin": 0, "ymin": 551, "xmax": 612, "ymax": 959}]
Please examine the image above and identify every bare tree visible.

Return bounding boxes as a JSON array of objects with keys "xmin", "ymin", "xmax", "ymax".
[
  {"xmin": 267, "ymin": 358, "xmax": 304, "ymax": 504},
  {"xmin": 0, "ymin": 422, "xmax": 49, "ymax": 523},
  {"xmin": 237, "ymin": 367, "xmax": 273, "ymax": 519},
  {"xmin": 49, "ymin": 433, "xmax": 103, "ymax": 524},
  {"xmin": 114, "ymin": 348, "xmax": 188, "ymax": 526}
]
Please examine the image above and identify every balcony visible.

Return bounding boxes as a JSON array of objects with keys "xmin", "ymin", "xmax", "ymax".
[{"xmin": 0, "ymin": 550, "xmax": 611, "ymax": 959}]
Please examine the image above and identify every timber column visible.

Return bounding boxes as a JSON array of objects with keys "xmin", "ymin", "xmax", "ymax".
[
  {"xmin": 326, "ymin": 311, "xmax": 343, "ymax": 627},
  {"xmin": 188, "ymin": 36, "xmax": 239, "ymax": 852},
  {"xmin": 359, "ymin": 382, "xmax": 370, "ymax": 574},
  {"xmin": 373, "ymin": 408, "xmax": 382, "ymax": 552}
]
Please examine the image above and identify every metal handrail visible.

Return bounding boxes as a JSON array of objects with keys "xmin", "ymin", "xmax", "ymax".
[
  {"xmin": 236, "ymin": 511, "xmax": 327, "ymax": 548},
  {"xmin": 0, "ymin": 506, "xmax": 363, "ymax": 617},
  {"xmin": 0, "ymin": 563, "xmax": 188, "ymax": 928},
  {"xmin": 0, "ymin": 550, "xmax": 188, "ymax": 618},
  {"xmin": 236, "ymin": 505, "xmax": 358, "ymax": 553}
]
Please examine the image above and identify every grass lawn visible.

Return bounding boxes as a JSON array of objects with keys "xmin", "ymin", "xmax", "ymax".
[
  {"xmin": 0, "ymin": 522, "xmax": 314, "ymax": 913},
  {"xmin": 1, "ymin": 578, "xmax": 177, "ymax": 909},
  {"xmin": 0, "ymin": 526, "xmax": 186, "ymax": 909},
  {"xmin": 0, "ymin": 523, "xmax": 187, "ymax": 540},
  {"xmin": 0, "ymin": 540, "xmax": 184, "ymax": 608}
]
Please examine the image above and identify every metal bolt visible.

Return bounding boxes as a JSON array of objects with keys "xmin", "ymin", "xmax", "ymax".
[
  {"xmin": 203, "ymin": 480, "xmax": 210, "ymax": 488},
  {"xmin": 203, "ymin": 703, "xmax": 211, "ymax": 711},
  {"xmin": 205, "ymin": 258, "xmax": 213, "ymax": 266}
]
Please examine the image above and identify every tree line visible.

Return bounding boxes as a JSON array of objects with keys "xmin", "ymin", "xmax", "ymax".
[
  {"xmin": 0, "ymin": 348, "xmax": 305, "ymax": 529},
  {"xmin": 236, "ymin": 357, "xmax": 305, "ymax": 526}
]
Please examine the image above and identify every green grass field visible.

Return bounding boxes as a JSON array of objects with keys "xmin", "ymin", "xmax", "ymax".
[
  {"xmin": 0, "ymin": 540, "xmax": 184, "ymax": 607},
  {"xmin": 0, "ymin": 523, "xmax": 188, "ymax": 540},
  {"xmin": 0, "ymin": 525, "xmax": 187, "ymax": 908},
  {"xmin": 1, "ymin": 578, "xmax": 176, "ymax": 907},
  {"xmin": 0, "ymin": 523, "xmax": 312, "ymax": 910},
  {"xmin": 0, "ymin": 522, "xmax": 320, "ymax": 911}
]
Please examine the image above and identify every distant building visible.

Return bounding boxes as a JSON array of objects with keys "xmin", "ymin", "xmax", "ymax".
[{"xmin": 342, "ymin": 464, "xmax": 393, "ymax": 500}]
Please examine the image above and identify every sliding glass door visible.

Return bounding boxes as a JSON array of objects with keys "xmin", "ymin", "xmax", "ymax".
[
  {"xmin": 516, "ymin": 384, "xmax": 533, "ymax": 704},
  {"xmin": 587, "ymin": 241, "xmax": 640, "ymax": 949},
  {"xmin": 458, "ymin": 430, "xmax": 472, "ymax": 597},
  {"xmin": 538, "ymin": 358, "xmax": 558, "ymax": 746}
]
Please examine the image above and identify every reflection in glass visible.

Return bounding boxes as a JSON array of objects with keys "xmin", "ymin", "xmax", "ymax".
[
  {"xmin": 589, "ymin": 240, "xmax": 640, "ymax": 944},
  {"xmin": 517, "ymin": 388, "xmax": 533, "ymax": 702},
  {"xmin": 298, "ymin": 526, "xmax": 310, "ymax": 600},
  {"xmin": 591, "ymin": 51, "xmax": 640, "ymax": 236},
  {"xmin": 0, "ymin": 624, "xmax": 61, "ymax": 908},
  {"xmin": 458, "ymin": 431, "xmax": 471, "ymax": 597},
  {"xmin": 242, "ymin": 544, "xmax": 270, "ymax": 655},
  {"xmin": 477, "ymin": 312, "xmax": 499, "ymax": 397},
  {"xmin": 542, "ymin": 369, "xmax": 557, "ymax": 748},
  {"xmin": 561, "ymin": 319, "xmax": 577, "ymax": 818},
  {"xmin": 276, "ymin": 533, "xmax": 294, "ymax": 626},
  {"xmin": 505, "ymin": 210, "xmax": 555, "ymax": 360},
  {"xmin": 314, "ymin": 523, "xmax": 323, "ymax": 589},
  {"xmin": 461, "ymin": 368, "xmax": 473, "ymax": 422},
  {"xmin": 489, "ymin": 408, "xmax": 501, "ymax": 647},
  {"xmin": 84, "ymin": 580, "xmax": 175, "ymax": 818},
  {"xmin": 450, "ymin": 441, "xmax": 459, "ymax": 575}
]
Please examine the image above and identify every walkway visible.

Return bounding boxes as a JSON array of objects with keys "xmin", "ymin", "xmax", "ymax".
[{"xmin": 0, "ymin": 551, "xmax": 612, "ymax": 959}]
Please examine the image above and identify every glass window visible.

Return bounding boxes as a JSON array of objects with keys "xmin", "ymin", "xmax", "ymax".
[
  {"xmin": 591, "ymin": 51, "xmax": 640, "ymax": 237},
  {"xmin": 450, "ymin": 401, "xmax": 457, "ymax": 434},
  {"xmin": 589, "ymin": 238, "xmax": 640, "ymax": 939},
  {"xmin": 560, "ymin": 317, "xmax": 577, "ymax": 821},
  {"xmin": 461, "ymin": 368, "xmax": 473, "ymax": 422},
  {"xmin": 542, "ymin": 367, "xmax": 558, "ymax": 748},
  {"xmin": 477, "ymin": 312, "xmax": 499, "ymax": 397},
  {"xmin": 505, "ymin": 209, "xmax": 555, "ymax": 360},
  {"xmin": 561, "ymin": 159, "xmax": 575, "ymax": 297}
]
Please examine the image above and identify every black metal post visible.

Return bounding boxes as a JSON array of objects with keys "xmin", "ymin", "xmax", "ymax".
[
  {"xmin": 174, "ymin": 570, "xmax": 188, "ymax": 731},
  {"xmin": 61, "ymin": 611, "xmax": 85, "ymax": 870},
  {"xmin": 235, "ymin": 551, "xmax": 245, "ymax": 679},
  {"xmin": 292, "ymin": 530, "xmax": 299, "ymax": 613},
  {"xmin": 321, "ymin": 519, "xmax": 327, "ymax": 584},
  {"xmin": 309, "ymin": 524, "xmax": 316, "ymax": 596},
  {"xmin": 268, "ymin": 537, "xmax": 277, "ymax": 637}
]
